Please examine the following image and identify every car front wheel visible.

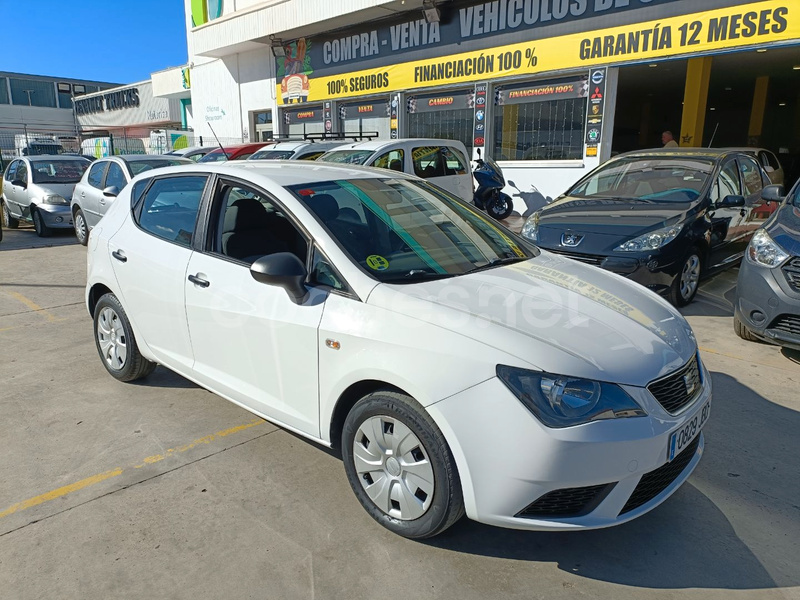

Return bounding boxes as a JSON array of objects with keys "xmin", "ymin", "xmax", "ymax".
[
  {"xmin": 32, "ymin": 208, "xmax": 52, "ymax": 237},
  {"xmin": 669, "ymin": 249, "xmax": 702, "ymax": 306},
  {"xmin": 93, "ymin": 293, "xmax": 156, "ymax": 382},
  {"xmin": 342, "ymin": 390, "xmax": 464, "ymax": 538}
]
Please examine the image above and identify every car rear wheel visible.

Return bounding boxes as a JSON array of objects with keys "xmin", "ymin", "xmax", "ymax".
[
  {"xmin": 669, "ymin": 249, "xmax": 702, "ymax": 306},
  {"xmin": 2, "ymin": 201, "xmax": 19, "ymax": 228},
  {"xmin": 93, "ymin": 293, "xmax": 156, "ymax": 382},
  {"xmin": 734, "ymin": 314, "xmax": 760, "ymax": 342},
  {"xmin": 74, "ymin": 208, "xmax": 88, "ymax": 246},
  {"xmin": 32, "ymin": 208, "xmax": 52, "ymax": 238},
  {"xmin": 342, "ymin": 390, "xmax": 464, "ymax": 539}
]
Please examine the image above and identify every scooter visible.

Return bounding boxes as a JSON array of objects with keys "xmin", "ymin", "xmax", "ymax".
[{"xmin": 472, "ymin": 148, "xmax": 514, "ymax": 220}]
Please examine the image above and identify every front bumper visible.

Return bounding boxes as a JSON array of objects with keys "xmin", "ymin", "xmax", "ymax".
[
  {"xmin": 735, "ymin": 257, "xmax": 800, "ymax": 351},
  {"xmin": 427, "ymin": 363, "xmax": 711, "ymax": 531},
  {"xmin": 36, "ymin": 203, "xmax": 73, "ymax": 229}
]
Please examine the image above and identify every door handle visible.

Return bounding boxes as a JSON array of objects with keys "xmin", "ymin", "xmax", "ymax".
[
  {"xmin": 188, "ymin": 274, "xmax": 210, "ymax": 288},
  {"xmin": 81, "ymin": 191, "xmax": 85, "ymax": 198},
  {"xmin": 111, "ymin": 250, "xmax": 127, "ymax": 263}
]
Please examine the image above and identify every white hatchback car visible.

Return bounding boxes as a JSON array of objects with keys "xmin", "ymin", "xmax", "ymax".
[{"xmin": 86, "ymin": 161, "xmax": 711, "ymax": 538}]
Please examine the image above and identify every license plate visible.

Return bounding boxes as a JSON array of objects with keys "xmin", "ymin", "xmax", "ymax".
[{"xmin": 667, "ymin": 400, "xmax": 710, "ymax": 462}]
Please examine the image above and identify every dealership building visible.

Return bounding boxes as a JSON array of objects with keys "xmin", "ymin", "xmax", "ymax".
[{"xmin": 170, "ymin": 0, "xmax": 799, "ymax": 201}]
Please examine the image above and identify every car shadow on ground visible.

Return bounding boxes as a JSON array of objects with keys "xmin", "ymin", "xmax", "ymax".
[
  {"xmin": 0, "ymin": 226, "xmax": 77, "ymax": 251},
  {"xmin": 425, "ymin": 370, "xmax": 800, "ymax": 592},
  {"xmin": 133, "ymin": 367, "xmax": 200, "ymax": 389}
]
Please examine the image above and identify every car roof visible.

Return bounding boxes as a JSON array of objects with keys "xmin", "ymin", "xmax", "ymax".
[
  {"xmin": 325, "ymin": 138, "xmax": 468, "ymax": 152},
  {"xmin": 135, "ymin": 159, "xmax": 417, "ymax": 187},
  {"xmin": 263, "ymin": 141, "xmax": 345, "ymax": 151},
  {"xmin": 614, "ymin": 147, "xmax": 743, "ymax": 161},
  {"xmin": 207, "ymin": 143, "xmax": 266, "ymax": 153}
]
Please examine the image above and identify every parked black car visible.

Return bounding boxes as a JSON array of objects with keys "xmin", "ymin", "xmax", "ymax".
[
  {"xmin": 734, "ymin": 180, "xmax": 800, "ymax": 350},
  {"xmin": 521, "ymin": 148, "xmax": 775, "ymax": 305}
]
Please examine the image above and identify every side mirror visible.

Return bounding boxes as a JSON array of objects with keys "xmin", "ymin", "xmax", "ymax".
[
  {"xmin": 11, "ymin": 179, "xmax": 26, "ymax": 189},
  {"xmin": 102, "ymin": 186, "xmax": 119, "ymax": 198},
  {"xmin": 250, "ymin": 252, "xmax": 308, "ymax": 304},
  {"xmin": 761, "ymin": 184, "xmax": 785, "ymax": 203},
  {"xmin": 717, "ymin": 194, "xmax": 745, "ymax": 208},
  {"xmin": 475, "ymin": 147, "xmax": 482, "ymax": 159}
]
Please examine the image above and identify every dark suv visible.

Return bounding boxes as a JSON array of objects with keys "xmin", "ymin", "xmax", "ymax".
[
  {"xmin": 734, "ymin": 180, "xmax": 800, "ymax": 350},
  {"xmin": 521, "ymin": 148, "xmax": 775, "ymax": 305}
]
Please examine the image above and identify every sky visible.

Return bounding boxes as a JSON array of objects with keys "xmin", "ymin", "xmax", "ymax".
[{"xmin": 0, "ymin": 0, "xmax": 188, "ymax": 84}]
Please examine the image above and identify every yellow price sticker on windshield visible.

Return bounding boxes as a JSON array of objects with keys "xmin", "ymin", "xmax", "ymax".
[{"xmin": 366, "ymin": 255, "xmax": 390, "ymax": 271}]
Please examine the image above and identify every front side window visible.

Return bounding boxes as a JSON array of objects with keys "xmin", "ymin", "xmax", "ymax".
[
  {"xmin": 739, "ymin": 156, "xmax": 764, "ymax": 196},
  {"xmin": 711, "ymin": 160, "xmax": 742, "ymax": 203},
  {"xmin": 135, "ymin": 176, "xmax": 207, "ymax": 247},
  {"xmin": 198, "ymin": 151, "xmax": 229, "ymax": 163},
  {"xmin": 570, "ymin": 158, "xmax": 712, "ymax": 202},
  {"xmin": 372, "ymin": 149, "xmax": 404, "ymax": 171},
  {"xmin": 105, "ymin": 162, "xmax": 127, "ymax": 190},
  {"xmin": 5, "ymin": 160, "xmax": 18, "ymax": 182},
  {"xmin": 289, "ymin": 178, "xmax": 534, "ymax": 283},
  {"xmin": 310, "ymin": 245, "xmax": 346, "ymax": 290},
  {"xmin": 318, "ymin": 150, "xmax": 373, "ymax": 165},
  {"xmin": 16, "ymin": 162, "xmax": 28, "ymax": 185},
  {"xmin": 213, "ymin": 182, "xmax": 307, "ymax": 265},
  {"xmin": 87, "ymin": 161, "xmax": 107, "ymax": 189}
]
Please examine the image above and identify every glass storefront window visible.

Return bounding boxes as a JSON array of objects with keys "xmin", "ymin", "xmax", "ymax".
[
  {"xmin": 493, "ymin": 77, "xmax": 588, "ymax": 161},
  {"xmin": 408, "ymin": 90, "xmax": 475, "ymax": 156}
]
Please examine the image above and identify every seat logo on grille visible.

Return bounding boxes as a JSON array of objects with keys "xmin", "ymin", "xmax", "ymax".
[
  {"xmin": 561, "ymin": 232, "xmax": 584, "ymax": 247},
  {"xmin": 683, "ymin": 373, "xmax": 696, "ymax": 396}
]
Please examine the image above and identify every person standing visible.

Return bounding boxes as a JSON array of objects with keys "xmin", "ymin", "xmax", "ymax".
[{"xmin": 662, "ymin": 131, "xmax": 679, "ymax": 148}]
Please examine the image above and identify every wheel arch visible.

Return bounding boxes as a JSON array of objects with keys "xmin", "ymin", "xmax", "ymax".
[
  {"xmin": 87, "ymin": 282, "xmax": 115, "ymax": 317},
  {"xmin": 328, "ymin": 379, "xmax": 408, "ymax": 451}
]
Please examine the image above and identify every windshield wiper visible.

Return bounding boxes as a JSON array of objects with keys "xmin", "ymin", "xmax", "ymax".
[
  {"xmin": 381, "ymin": 270, "xmax": 456, "ymax": 284},
  {"xmin": 465, "ymin": 256, "xmax": 528, "ymax": 274}
]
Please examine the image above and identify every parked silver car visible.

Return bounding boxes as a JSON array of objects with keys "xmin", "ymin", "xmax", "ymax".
[
  {"xmin": 2, "ymin": 156, "xmax": 90, "ymax": 237},
  {"xmin": 71, "ymin": 155, "xmax": 191, "ymax": 245}
]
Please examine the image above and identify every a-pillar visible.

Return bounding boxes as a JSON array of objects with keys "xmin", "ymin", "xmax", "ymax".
[
  {"xmin": 679, "ymin": 57, "xmax": 712, "ymax": 147},
  {"xmin": 748, "ymin": 76, "xmax": 769, "ymax": 146}
]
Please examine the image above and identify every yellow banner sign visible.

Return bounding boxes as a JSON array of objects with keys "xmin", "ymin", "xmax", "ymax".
[{"xmin": 277, "ymin": 1, "xmax": 797, "ymax": 105}]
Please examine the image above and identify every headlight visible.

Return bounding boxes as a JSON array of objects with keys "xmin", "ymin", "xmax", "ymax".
[
  {"xmin": 497, "ymin": 366, "xmax": 646, "ymax": 428},
  {"xmin": 41, "ymin": 194, "xmax": 69, "ymax": 205},
  {"xmin": 521, "ymin": 211, "xmax": 540, "ymax": 241},
  {"xmin": 615, "ymin": 224, "xmax": 682, "ymax": 252},
  {"xmin": 747, "ymin": 229, "xmax": 789, "ymax": 267}
]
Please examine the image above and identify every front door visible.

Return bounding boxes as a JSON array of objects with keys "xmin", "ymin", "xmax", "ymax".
[
  {"xmin": 80, "ymin": 161, "xmax": 109, "ymax": 228},
  {"xmin": 708, "ymin": 158, "xmax": 747, "ymax": 269},
  {"xmin": 108, "ymin": 174, "xmax": 209, "ymax": 371},
  {"xmin": 184, "ymin": 179, "xmax": 324, "ymax": 436}
]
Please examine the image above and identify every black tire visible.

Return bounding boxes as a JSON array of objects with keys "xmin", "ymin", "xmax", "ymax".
[
  {"xmin": 342, "ymin": 390, "xmax": 464, "ymax": 539},
  {"xmin": 668, "ymin": 248, "xmax": 702, "ymax": 307},
  {"xmin": 32, "ymin": 208, "xmax": 52, "ymax": 238},
  {"xmin": 486, "ymin": 192, "xmax": 514, "ymax": 220},
  {"xmin": 734, "ymin": 314, "xmax": 760, "ymax": 342},
  {"xmin": 2, "ymin": 201, "xmax": 19, "ymax": 228},
  {"xmin": 93, "ymin": 293, "xmax": 156, "ymax": 382},
  {"xmin": 73, "ymin": 207, "xmax": 89, "ymax": 246}
]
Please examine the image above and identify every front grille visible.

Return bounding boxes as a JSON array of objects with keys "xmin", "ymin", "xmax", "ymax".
[
  {"xmin": 517, "ymin": 483, "xmax": 616, "ymax": 518},
  {"xmin": 647, "ymin": 355, "xmax": 702, "ymax": 415},
  {"xmin": 619, "ymin": 435, "xmax": 700, "ymax": 515},
  {"xmin": 768, "ymin": 314, "xmax": 800, "ymax": 336},
  {"xmin": 782, "ymin": 257, "xmax": 800, "ymax": 292},
  {"xmin": 548, "ymin": 249, "xmax": 605, "ymax": 266}
]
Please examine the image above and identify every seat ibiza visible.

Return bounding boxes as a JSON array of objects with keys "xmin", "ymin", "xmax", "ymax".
[{"xmin": 86, "ymin": 162, "xmax": 711, "ymax": 538}]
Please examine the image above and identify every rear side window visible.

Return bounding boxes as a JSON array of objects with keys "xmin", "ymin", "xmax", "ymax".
[
  {"xmin": 130, "ymin": 178, "xmax": 151, "ymax": 209},
  {"xmin": 87, "ymin": 161, "xmax": 107, "ymax": 189},
  {"xmin": 739, "ymin": 156, "xmax": 764, "ymax": 196},
  {"xmin": 373, "ymin": 149, "xmax": 404, "ymax": 172},
  {"xmin": 760, "ymin": 151, "xmax": 780, "ymax": 171},
  {"xmin": 135, "ymin": 176, "xmax": 207, "ymax": 247},
  {"xmin": 412, "ymin": 146, "xmax": 467, "ymax": 178}
]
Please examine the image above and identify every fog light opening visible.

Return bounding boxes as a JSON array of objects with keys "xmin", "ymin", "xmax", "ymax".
[
  {"xmin": 55, "ymin": 216, "xmax": 64, "ymax": 223},
  {"xmin": 750, "ymin": 310, "xmax": 766, "ymax": 324}
]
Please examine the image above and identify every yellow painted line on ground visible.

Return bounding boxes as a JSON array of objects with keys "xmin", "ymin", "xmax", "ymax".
[
  {"xmin": 4, "ymin": 291, "xmax": 64, "ymax": 323},
  {"xmin": 0, "ymin": 418, "xmax": 265, "ymax": 522}
]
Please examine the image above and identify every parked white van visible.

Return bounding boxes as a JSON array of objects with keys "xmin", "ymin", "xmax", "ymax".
[
  {"xmin": 318, "ymin": 139, "xmax": 473, "ymax": 202},
  {"xmin": 81, "ymin": 137, "xmax": 146, "ymax": 158}
]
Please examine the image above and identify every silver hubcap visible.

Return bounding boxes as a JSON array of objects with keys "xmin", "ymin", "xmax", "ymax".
[
  {"xmin": 680, "ymin": 254, "xmax": 701, "ymax": 300},
  {"xmin": 353, "ymin": 415, "xmax": 435, "ymax": 520},
  {"xmin": 97, "ymin": 307, "xmax": 127, "ymax": 370},
  {"xmin": 75, "ymin": 214, "xmax": 86, "ymax": 241}
]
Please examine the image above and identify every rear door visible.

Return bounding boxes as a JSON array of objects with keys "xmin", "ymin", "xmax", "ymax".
[
  {"xmin": 13, "ymin": 161, "xmax": 32, "ymax": 219},
  {"xmin": 80, "ymin": 160, "xmax": 109, "ymax": 227},
  {"xmin": 2, "ymin": 161, "xmax": 20, "ymax": 217},
  {"xmin": 409, "ymin": 145, "xmax": 472, "ymax": 201},
  {"xmin": 99, "ymin": 161, "xmax": 128, "ymax": 221},
  {"xmin": 108, "ymin": 174, "xmax": 209, "ymax": 371}
]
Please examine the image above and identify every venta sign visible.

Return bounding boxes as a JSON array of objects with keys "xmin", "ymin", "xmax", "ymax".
[{"xmin": 74, "ymin": 88, "xmax": 141, "ymax": 116}]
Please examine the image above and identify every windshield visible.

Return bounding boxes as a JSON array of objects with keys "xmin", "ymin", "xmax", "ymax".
[
  {"xmin": 198, "ymin": 150, "xmax": 230, "ymax": 163},
  {"xmin": 29, "ymin": 144, "xmax": 64, "ymax": 156},
  {"xmin": 318, "ymin": 150, "xmax": 373, "ymax": 165},
  {"xmin": 128, "ymin": 159, "xmax": 189, "ymax": 175},
  {"xmin": 250, "ymin": 150, "xmax": 295, "ymax": 160},
  {"xmin": 288, "ymin": 178, "xmax": 535, "ymax": 283},
  {"xmin": 30, "ymin": 160, "xmax": 89, "ymax": 184},
  {"xmin": 569, "ymin": 157, "xmax": 713, "ymax": 202}
]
